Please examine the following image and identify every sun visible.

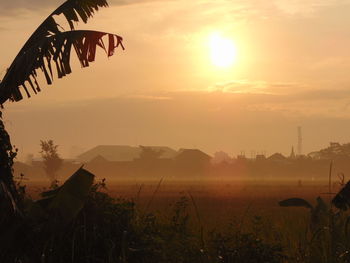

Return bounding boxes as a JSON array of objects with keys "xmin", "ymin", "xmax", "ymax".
[{"xmin": 209, "ymin": 33, "xmax": 237, "ymax": 68}]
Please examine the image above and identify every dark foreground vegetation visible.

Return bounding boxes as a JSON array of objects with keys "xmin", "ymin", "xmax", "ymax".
[
  {"xmin": 2, "ymin": 170, "xmax": 287, "ymax": 263},
  {"xmin": 3, "ymin": 167, "xmax": 350, "ymax": 263}
]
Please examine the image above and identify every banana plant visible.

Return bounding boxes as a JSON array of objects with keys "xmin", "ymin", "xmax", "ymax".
[
  {"xmin": 0, "ymin": 2, "xmax": 125, "ymax": 261},
  {"xmin": 279, "ymin": 197, "xmax": 328, "ymax": 232},
  {"xmin": 0, "ymin": 0, "xmax": 125, "ymax": 211},
  {"xmin": 280, "ymin": 185, "xmax": 350, "ymax": 262},
  {"xmin": 0, "ymin": 0, "xmax": 124, "ymax": 103},
  {"xmin": 0, "ymin": 167, "xmax": 97, "ymax": 261},
  {"xmin": 27, "ymin": 167, "xmax": 95, "ymax": 224},
  {"xmin": 332, "ymin": 181, "xmax": 350, "ymax": 211}
]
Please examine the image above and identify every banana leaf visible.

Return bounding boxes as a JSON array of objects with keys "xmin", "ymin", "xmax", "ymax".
[
  {"xmin": 0, "ymin": 0, "xmax": 124, "ymax": 104},
  {"xmin": 37, "ymin": 167, "xmax": 94, "ymax": 223},
  {"xmin": 332, "ymin": 181, "xmax": 350, "ymax": 210},
  {"xmin": 279, "ymin": 198, "xmax": 313, "ymax": 209}
]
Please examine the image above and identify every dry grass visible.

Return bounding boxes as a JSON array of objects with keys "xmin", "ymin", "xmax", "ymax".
[{"xmin": 24, "ymin": 177, "xmax": 338, "ymax": 230}]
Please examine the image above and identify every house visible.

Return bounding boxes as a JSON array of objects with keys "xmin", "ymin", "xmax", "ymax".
[
  {"xmin": 175, "ymin": 149, "xmax": 211, "ymax": 174},
  {"xmin": 267, "ymin": 153, "xmax": 287, "ymax": 162},
  {"xmin": 89, "ymin": 155, "xmax": 109, "ymax": 164},
  {"xmin": 256, "ymin": 154, "xmax": 266, "ymax": 161},
  {"xmin": 176, "ymin": 148, "xmax": 211, "ymax": 161},
  {"xmin": 77, "ymin": 145, "xmax": 177, "ymax": 162}
]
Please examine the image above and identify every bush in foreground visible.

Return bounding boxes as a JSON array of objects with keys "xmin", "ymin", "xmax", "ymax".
[{"xmin": 0, "ymin": 169, "xmax": 287, "ymax": 263}]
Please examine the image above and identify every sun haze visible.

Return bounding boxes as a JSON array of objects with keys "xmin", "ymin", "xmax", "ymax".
[{"xmin": 209, "ymin": 32, "xmax": 237, "ymax": 68}]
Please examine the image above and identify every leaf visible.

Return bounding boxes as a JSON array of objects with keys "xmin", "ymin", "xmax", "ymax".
[
  {"xmin": 25, "ymin": 199, "xmax": 48, "ymax": 222},
  {"xmin": 310, "ymin": 197, "xmax": 328, "ymax": 230},
  {"xmin": 0, "ymin": 30, "xmax": 124, "ymax": 103},
  {"xmin": 40, "ymin": 186, "xmax": 62, "ymax": 199},
  {"xmin": 14, "ymin": 0, "xmax": 108, "ymax": 55},
  {"xmin": 0, "ymin": 181, "xmax": 20, "ymax": 214},
  {"xmin": 279, "ymin": 198, "xmax": 313, "ymax": 209},
  {"xmin": 37, "ymin": 167, "xmax": 95, "ymax": 223},
  {"xmin": 0, "ymin": 0, "xmax": 119, "ymax": 105},
  {"xmin": 332, "ymin": 181, "xmax": 350, "ymax": 210},
  {"xmin": 315, "ymin": 196, "xmax": 327, "ymax": 212},
  {"xmin": 53, "ymin": 0, "xmax": 109, "ymax": 30}
]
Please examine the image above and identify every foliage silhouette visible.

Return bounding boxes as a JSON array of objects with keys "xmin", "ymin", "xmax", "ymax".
[
  {"xmin": 0, "ymin": 0, "xmax": 124, "ymax": 103},
  {"xmin": 138, "ymin": 146, "xmax": 164, "ymax": 161},
  {"xmin": 332, "ymin": 181, "xmax": 350, "ymax": 210},
  {"xmin": 279, "ymin": 186, "xmax": 350, "ymax": 262},
  {"xmin": 0, "ymin": 119, "xmax": 18, "ymax": 211},
  {"xmin": 0, "ymin": 1, "xmax": 125, "ymax": 260},
  {"xmin": 40, "ymin": 140, "xmax": 63, "ymax": 185},
  {"xmin": 0, "ymin": 0, "xmax": 124, "ymax": 210}
]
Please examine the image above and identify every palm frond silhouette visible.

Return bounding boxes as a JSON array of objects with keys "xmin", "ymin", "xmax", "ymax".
[
  {"xmin": 0, "ymin": 0, "xmax": 124, "ymax": 103},
  {"xmin": 0, "ymin": 0, "xmax": 124, "ymax": 210}
]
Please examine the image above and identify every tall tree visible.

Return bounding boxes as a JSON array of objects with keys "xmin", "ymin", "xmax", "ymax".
[
  {"xmin": 0, "ymin": 0, "xmax": 125, "ymax": 209},
  {"xmin": 40, "ymin": 140, "xmax": 63, "ymax": 186}
]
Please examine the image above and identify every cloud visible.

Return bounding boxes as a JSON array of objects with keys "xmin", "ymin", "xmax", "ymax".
[
  {"xmin": 0, "ymin": 0, "xmax": 61, "ymax": 13},
  {"xmin": 291, "ymin": 89, "xmax": 350, "ymax": 101},
  {"xmin": 274, "ymin": 0, "xmax": 349, "ymax": 16},
  {"xmin": 177, "ymin": 79, "xmax": 350, "ymax": 119},
  {"xmin": 126, "ymin": 94, "xmax": 173, "ymax": 100},
  {"xmin": 208, "ymin": 79, "xmax": 350, "ymax": 103},
  {"xmin": 208, "ymin": 80, "xmax": 305, "ymax": 95},
  {"xmin": 0, "ymin": 0, "xmax": 170, "ymax": 14},
  {"xmin": 0, "ymin": 0, "xmax": 347, "ymax": 26},
  {"xmin": 240, "ymin": 87, "xmax": 350, "ymax": 119}
]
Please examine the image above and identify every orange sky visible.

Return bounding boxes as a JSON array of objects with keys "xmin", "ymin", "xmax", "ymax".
[{"xmin": 1, "ymin": 0, "xmax": 350, "ymax": 159}]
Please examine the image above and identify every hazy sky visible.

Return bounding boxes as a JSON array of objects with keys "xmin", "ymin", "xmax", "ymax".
[{"xmin": 1, "ymin": 0, "xmax": 350, "ymax": 159}]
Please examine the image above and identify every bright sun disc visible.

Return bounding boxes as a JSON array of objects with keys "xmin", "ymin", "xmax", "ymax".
[{"xmin": 209, "ymin": 33, "xmax": 237, "ymax": 68}]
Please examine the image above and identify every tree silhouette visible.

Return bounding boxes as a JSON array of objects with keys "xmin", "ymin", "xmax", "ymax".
[
  {"xmin": 138, "ymin": 146, "xmax": 164, "ymax": 161},
  {"xmin": 40, "ymin": 140, "xmax": 63, "ymax": 186},
  {"xmin": 0, "ymin": 0, "xmax": 124, "ymax": 208}
]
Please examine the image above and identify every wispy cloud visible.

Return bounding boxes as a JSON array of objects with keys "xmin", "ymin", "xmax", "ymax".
[
  {"xmin": 126, "ymin": 94, "xmax": 173, "ymax": 100},
  {"xmin": 208, "ymin": 80, "xmax": 305, "ymax": 95},
  {"xmin": 165, "ymin": 81, "xmax": 350, "ymax": 119},
  {"xmin": 274, "ymin": 0, "xmax": 349, "ymax": 16},
  {"xmin": 0, "ymin": 0, "xmax": 171, "ymax": 14}
]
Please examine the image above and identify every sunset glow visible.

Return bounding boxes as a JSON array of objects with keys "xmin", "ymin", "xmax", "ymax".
[
  {"xmin": 209, "ymin": 33, "xmax": 237, "ymax": 68},
  {"xmin": 1, "ymin": 0, "xmax": 350, "ymax": 158}
]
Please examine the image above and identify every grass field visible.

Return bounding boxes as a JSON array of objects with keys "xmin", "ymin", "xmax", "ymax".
[
  {"xmin": 25, "ymin": 177, "xmax": 338, "ymax": 221},
  {"xmin": 22, "ymin": 176, "xmax": 349, "ymax": 262}
]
